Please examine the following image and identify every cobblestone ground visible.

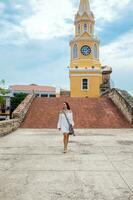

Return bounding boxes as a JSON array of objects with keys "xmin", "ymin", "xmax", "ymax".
[{"xmin": 0, "ymin": 129, "xmax": 133, "ymax": 200}]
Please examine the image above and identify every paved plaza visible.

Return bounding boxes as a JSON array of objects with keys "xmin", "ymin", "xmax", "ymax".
[{"xmin": 0, "ymin": 128, "xmax": 133, "ymax": 200}]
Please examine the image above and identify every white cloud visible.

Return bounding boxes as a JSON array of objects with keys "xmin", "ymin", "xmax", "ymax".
[
  {"xmin": 21, "ymin": 0, "xmax": 74, "ymax": 40},
  {"xmin": 14, "ymin": 4, "xmax": 23, "ymax": 10},
  {"xmin": 20, "ymin": 0, "xmax": 132, "ymax": 39},
  {"xmin": 0, "ymin": 0, "xmax": 132, "ymax": 41},
  {"xmin": 0, "ymin": 20, "xmax": 27, "ymax": 45},
  {"xmin": 100, "ymin": 29, "xmax": 133, "ymax": 70},
  {"xmin": 91, "ymin": 0, "xmax": 131, "ymax": 22}
]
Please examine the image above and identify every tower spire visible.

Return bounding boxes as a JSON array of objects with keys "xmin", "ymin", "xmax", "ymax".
[{"xmin": 78, "ymin": 0, "xmax": 91, "ymax": 15}]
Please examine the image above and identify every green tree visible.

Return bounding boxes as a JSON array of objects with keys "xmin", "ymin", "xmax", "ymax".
[
  {"xmin": 0, "ymin": 79, "xmax": 5, "ymax": 86},
  {"xmin": 0, "ymin": 79, "xmax": 8, "ymax": 95},
  {"xmin": 11, "ymin": 93, "xmax": 27, "ymax": 112},
  {"xmin": 0, "ymin": 88, "xmax": 8, "ymax": 95},
  {"xmin": 0, "ymin": 79, "xmax": 8, "ymax": 108},
  {"xmin": 0, "ymin": 96, "xmax": 5, "ymax": 105}
]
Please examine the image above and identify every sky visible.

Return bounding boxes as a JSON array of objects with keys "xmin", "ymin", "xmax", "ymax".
[{"xmin": 0, "ymin": 0, "xmax": 133, "ymax": 94}]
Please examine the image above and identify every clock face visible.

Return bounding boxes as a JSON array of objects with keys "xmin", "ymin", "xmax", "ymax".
[{"xmin": 81, "ymin": 45, "xmax": 91, "ymax": 56}]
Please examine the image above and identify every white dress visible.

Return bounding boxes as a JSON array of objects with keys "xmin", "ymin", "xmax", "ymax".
[{"xmin": 57, "ymin": 110, "xmax": 74, "ymax": 134}]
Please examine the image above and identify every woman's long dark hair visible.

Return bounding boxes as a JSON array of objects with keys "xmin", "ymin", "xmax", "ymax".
[{"xmin": 64, "ymin": 102, "xmax": 71, "ymax": 110}]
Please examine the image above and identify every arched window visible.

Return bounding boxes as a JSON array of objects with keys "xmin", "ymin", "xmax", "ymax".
[
  {"xmin": 73, "ymin": 44, "xmax": 78, "ymax": 58},
  {"xmin": 78, "ymin": 24, "xmax": 80, "ymax": 34},
  {"xmin": 94, "ymin": 44, "xmax": 98, "ymax": 59},
  {"xmin": 84, "ymin": 23, "xmax": 87, "ymax": 32}
]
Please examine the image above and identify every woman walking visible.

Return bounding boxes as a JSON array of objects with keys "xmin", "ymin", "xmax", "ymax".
[{"xmin": 57, "ymin": 102, "xmax": 74, "ymax": 153}]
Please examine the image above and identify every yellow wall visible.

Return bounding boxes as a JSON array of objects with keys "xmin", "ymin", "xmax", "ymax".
[{"xmin": 70, "ymin": 74, "xmax": 102, "ymax": 97}]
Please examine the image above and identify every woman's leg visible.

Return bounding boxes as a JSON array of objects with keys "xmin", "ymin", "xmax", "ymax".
[
  {"xmin": 66, "ymin": 134, "xmax": 69, "ymax": 148},
  {"xmin": 63, "ymin": 134, "xmax": 67, "ymax": 150}
]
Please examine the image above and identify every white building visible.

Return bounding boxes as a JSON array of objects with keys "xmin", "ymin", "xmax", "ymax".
[{"xmin": 10, "ymin": 84, "xmax": 56, "ymax": 98}]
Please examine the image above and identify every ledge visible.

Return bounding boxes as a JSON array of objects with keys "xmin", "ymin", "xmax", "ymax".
[{"xmin": 108, "ymin": 88, "xmax": 133, "ymax": 124}]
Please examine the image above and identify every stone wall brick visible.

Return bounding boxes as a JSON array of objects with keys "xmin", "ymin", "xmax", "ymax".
[
  {"xmin": 109, "ymin": 89, "xmax": 133, "ymax": 124},
  {"xmin": 0, "ymin": 94, "xmax": 35, "ymax": 137},
  {"xmin": 0, "ymin": 119, "xmax": 20, "ymax": 137},
  {"xmin": 12, "ymin": 94, "xmax": 35, "ymax": 122}
]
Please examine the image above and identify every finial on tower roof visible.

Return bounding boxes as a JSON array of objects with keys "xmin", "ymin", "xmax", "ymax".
[{"xmin": 78, "ymin": 0, "xmax": 91, "ymax": 15}]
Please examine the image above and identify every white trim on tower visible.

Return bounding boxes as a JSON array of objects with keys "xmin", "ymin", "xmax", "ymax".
[{"xmin": 70, "ymin": 74, "xmax": 102, "ymax": 77}]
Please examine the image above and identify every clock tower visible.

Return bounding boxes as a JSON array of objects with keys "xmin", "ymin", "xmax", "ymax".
[{"xmin": 69, "ymin": 0, "xmax": 102, "ymax": 97}]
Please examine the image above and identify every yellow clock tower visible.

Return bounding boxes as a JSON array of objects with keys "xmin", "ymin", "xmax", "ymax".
[{"xmin": 70, "ymin": 0, "xmax": 102, "ymax": 97}]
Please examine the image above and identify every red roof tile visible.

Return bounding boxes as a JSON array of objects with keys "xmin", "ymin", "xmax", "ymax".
[{"xmin": 10, "ymin": 85, "xmax": 56, "ymax": 92}]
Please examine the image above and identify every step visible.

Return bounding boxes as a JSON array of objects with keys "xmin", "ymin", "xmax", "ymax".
[{"xmin": 21, "ymin": 97, "xmax": 131, "ymax": 129}]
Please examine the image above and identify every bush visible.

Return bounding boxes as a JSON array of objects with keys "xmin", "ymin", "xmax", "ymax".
[{"xmin": 0, "ymin": 88, "xmax": 8, "ymax": 109}]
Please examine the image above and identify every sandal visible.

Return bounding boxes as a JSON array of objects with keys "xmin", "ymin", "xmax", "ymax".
[{"xmin": 63, "ymin": 148, "xmax": 67, "ymax": 153}]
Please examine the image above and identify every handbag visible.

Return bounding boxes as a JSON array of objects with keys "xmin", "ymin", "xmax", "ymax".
[{"xmin": 63, "ymin": 111, "xmax": 75, "ymax": 135}]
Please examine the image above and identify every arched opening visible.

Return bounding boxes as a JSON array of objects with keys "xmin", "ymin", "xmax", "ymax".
[
  {"xmin": 84, "ymin": 23, "xmax": 87, "ymax": 32},
  {"xmin": 73, "ymin": 44, "xmax": 78, "ymax": 59}
]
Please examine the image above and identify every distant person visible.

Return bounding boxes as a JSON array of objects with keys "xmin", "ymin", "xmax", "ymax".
[{"xmin": 57, "ymin": 102, "xmax": 74, "ymax": 153}]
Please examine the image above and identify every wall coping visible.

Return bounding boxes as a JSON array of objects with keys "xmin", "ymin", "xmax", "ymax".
[
  {"xmin": 110, "ymin": 88, "xmax": 133, "ymax": 109},
  {"xmin": 12, "ymin": 94, "xmax": 35, "ymax": 121},
  {"xmin": 0, "ymin": 118, "xmax": 20, "ymax": 137},
  {"xmin": 109, "ymin": 88, "xmax": 133, "ymax": 124},
  {"xmin": 0, "ymin": 118, "xmax": 20, "ymax": 125}
]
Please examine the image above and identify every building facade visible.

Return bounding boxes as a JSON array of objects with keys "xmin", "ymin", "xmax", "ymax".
[
  {"xmin": 69, "ymin": 0, "xmax": 102, "ymax": 97},
  {"xmin": 10, "ymin": 85, "xmax": 56, "ymax": 98}
]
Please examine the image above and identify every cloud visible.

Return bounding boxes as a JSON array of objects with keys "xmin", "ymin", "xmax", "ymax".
[
  {"xmin": 21, "ymin": 0, "xmax": 133, "ymax": 40},
  {"xmin": 91, "ymin": 0, "xmax": 132, "ymax": 22},
  {"xmin": 100, "ymin": 29, "xmax": 133, "ymax": 91},
  {"xmin": 0, "ymin": 2, "xmax": 5, "ymax": 14},
  {"xmin": 100, "ymin": 29, "xmax": 133, "ymax": 71},
  {"xmin": 0, "ymin": 0, "xmax": 75, "ymax": 42},
  {"xmin": 0, "ymin": 37, "xmax": 70, "ymax": 89},
  {"xmin": 21, "ymin": 0, "xmax": 74, "ymax": 40},
  {"xmin": 0, "ymin": 0, "xmax": 132, "ymax": 92},
  {"xmin": 0, "ymin": 0, "xmax": 132, "ymax": 42},
  {"xmin": 0, "ymin": 0, "xmax": 32, "ymax": 45},
  {"xmin": 0, "ymin": 20, "xmax": 26, "ymax": 45}
]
